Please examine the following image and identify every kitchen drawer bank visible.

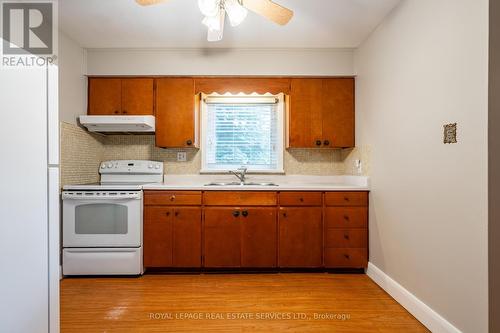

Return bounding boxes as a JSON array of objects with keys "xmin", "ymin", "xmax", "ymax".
[{"xmin": 143, "ymin": 190, "xmax": 368, "ymax": 271}]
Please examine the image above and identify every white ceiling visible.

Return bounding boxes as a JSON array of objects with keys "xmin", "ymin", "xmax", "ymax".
[{"xmin": 59, "ymin": 0, "xmax": 401, "ymax": 49}]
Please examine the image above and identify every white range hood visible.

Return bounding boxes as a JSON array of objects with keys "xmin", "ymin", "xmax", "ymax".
[{"xmin": 79, "ymin": 115, "xmax": 155, "ymax": 133}]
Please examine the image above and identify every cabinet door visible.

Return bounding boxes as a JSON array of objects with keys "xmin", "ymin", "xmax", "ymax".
[
  {"xmin": 121, "ymin": 78, "xmax": 154, "ymax": 115},
  {"xmin": 172, "ymin": 207, "xmax": 202, "ymax": 268},
  {"xmin": 240, "ymin": 207, "xmax": 277, "ymax": 268},
  {"xmin": 88, "ymin": 78, "xmax": 122, "ymax": 115},
  {"xmin": 279, "ymin": 207, "xmax": 323, "ymax": 267},
  {"xmin": 144, "ymin": 207, "xmax": 173, "ymax": 268},
  {"xmin": 289, "ymin": 78, "xmax": 323, "ymax": 148},
  {"xmin": 204, "ymin": 208, "xmax": 241, "ymax": 268},
  {"xmin": 156, "ymin": 78, "xmax": 197, "ymax": 148},
  {"xmin": 322, "ymin": 79, "xmax": 354, "ymax": 148}
]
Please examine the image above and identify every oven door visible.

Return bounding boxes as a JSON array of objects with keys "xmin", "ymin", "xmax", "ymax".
[{"xmin": 62, "ymin": 191, "xmax": 142, "ymax": 247}]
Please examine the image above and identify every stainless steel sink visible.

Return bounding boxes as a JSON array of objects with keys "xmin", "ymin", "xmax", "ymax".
[{"xmin": 205, "ymin": 181, "xmax": 277, "ymax": 187}]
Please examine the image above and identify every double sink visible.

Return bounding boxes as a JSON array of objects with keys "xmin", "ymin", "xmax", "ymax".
[{"xmin": 205, "ymin": 181, "xmax": 277, "ymax": 187}]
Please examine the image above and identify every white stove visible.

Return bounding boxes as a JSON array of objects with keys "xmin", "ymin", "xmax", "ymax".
[{"xmin": 62, "ymin": 160, "xmax": 163, "ymax": 276}]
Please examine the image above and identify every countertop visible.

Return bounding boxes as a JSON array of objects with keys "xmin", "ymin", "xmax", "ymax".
[{"xmin": 142, "ymin": 175, "xmax": 370, "ymax": 191}]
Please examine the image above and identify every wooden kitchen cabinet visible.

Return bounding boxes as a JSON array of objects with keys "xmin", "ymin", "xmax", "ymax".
[
  {"xmin": 204, "ymin": 207, "xmax": 242, "ymax": 268},
  {"xmin": 240, "ymin": 207, "xmax": 277, "ymax": 268},
  {"xmin": 279, "ymin": 207, "xmax": 323, "ymax": 268},
  {"xmin": 204, "ymin": 206, "xmax": 277, "ymax": 268},
  {"xmin": 155, "ymin": 78, "xmax": 198, "ymax": 148},
  {"xmin": 144, "ymin": 206, "xmax": 173, "ymax": 268},
  {"xmin": 288, "ymin": 78, "xmax": 354, "ymax": 148},
  {"xmin": 88, "ymin": 78, "xmax": 154, "ymax": 116},
  {"xmin": 143, "ymin": 191, "xmax": 202, "ymax": 269},
  {"xmin": 172, "ymin": 207, "xmax": 202, "ymax": 267}
]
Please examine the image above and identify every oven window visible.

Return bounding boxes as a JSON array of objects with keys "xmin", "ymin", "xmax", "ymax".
[{"xmin": 75, "ymin": 204, "xmax": 128, "ymax": 234}]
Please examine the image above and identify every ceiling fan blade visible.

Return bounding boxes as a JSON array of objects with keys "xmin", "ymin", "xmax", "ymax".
[
  {"xmin": 241, "ymin": 0, "xmax": 293, "ymax": 25},
  {"xmin": 135, "ymin": 0, "xmax": 169, "ymax": 6}
]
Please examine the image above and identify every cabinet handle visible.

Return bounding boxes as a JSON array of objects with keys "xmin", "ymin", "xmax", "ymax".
[
  {"xmin": 123, "ymin": 110, "xmax": 128, "ymax": 114},
  {"xmin": 232, "ymin": 210, "xmax": 240, "ymax": 217},
  {"xmin": 315, "ymin": 140, "xmax": 322, "ymax": 146},
  {"xmin": 323, "ymin": 140, "xmax": 330, "ymax": 146},
  {"xmin": 344, "ymin": 215, "xmax": 350, "ymax": 221},
  {"xmin": 344, "ymin": 197, "xmax": 350, "ymax": 202},
  {"xmin": 344, "ymin": 254, "xmax": 350, "ymax": 260},
  {"xmin": 299, "ymin": 197, "xmax": 304, "ymax": 202},
  {"xmin": 283, "ymin": 212, "xmax": 287, "ymax": 218},
  {"xmin": 170, "ymin": 195, "xmax": 176, "ymax": 201},
  {"xmin": 174, "ymin": 211, "xmax": 179, "ymax": 217},
  {"xmin": 186, "ymin": 140, "xmax": 193, "ymax": 146},
  {"xmin": 114, "ymin": 110, "xmax": 119, "ymax": 114},
  {"xmin": 241, "ymin": 210, "xmax": 248, "ymax": 217},
  {"xmin": 344, "ymin": 234, "xmax": 350, "ymax": 240},
  {"xmin": 165, "ymin": 211, "xmax": 170, "ymax": 216}
]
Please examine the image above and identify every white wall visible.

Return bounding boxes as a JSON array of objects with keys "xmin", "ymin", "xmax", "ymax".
[
  {"xmin": 86, "ymin": 48, "xmax": 354, "ymax": 76},
  {"xmin": 59, "ymin": 32, "xmax": 87, "ymax": 124},
  {"xmin": 355, "ymin": 0, "xmax": 489, "ymax": 332}
]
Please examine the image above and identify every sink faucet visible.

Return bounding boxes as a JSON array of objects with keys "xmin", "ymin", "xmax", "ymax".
[{"xmin": 229, "ymin": 166, "xmax": 248, "ymax": 183}]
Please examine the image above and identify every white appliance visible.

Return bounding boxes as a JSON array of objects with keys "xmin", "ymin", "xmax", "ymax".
[
  {"xmin": 62, "ymin": 160, "xmax": 163, "ymax": 275},
  {"xmin": 79, "ymin": 115, "xmax": 155, "ymax": 133},
  {"xmin": 0, "ymin": 65, "xmax": 59, "ymax": 332}
]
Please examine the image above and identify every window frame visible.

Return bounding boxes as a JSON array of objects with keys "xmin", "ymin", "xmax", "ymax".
[{"xmin": 200, "ymin": 93, "xmax": 285, "ymax": 174}]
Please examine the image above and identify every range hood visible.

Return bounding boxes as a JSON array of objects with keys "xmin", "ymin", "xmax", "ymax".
[{"xmin": 79, "ymin": 115, "xmax": 155, "ymax": 133}]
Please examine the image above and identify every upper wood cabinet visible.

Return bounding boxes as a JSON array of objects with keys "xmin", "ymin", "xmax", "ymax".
[
  {"xmin": 288, "ymin": 78, "xmax": 354, "ymax": 148},
  {"xmin": 155, "ymin": 78, "xmax": 198, "ymax": 148},
  {"xmin": 87, "ymin": 78, "xmax": 154, "ymax": 116}
]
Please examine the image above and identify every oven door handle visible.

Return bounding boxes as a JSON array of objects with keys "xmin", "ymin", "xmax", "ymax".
[{"xmin": 62, "ymin": 193, "xmax": 142, "ymax": 200}]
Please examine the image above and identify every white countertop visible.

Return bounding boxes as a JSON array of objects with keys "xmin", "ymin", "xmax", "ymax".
[{"xmin": 142, "ymin": 175, "xmax": 370, "ymax": 191}]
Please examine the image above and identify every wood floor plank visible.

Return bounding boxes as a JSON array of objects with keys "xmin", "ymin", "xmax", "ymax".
[{"xmin": 60, "ymin": 273, "xmax": 429, "ymax": 333}]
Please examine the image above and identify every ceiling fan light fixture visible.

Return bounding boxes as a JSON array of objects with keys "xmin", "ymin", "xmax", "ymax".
[
  {"xmin": 198, "ymin": 0, "xmax": 220, "ymax": 17},
  {"xmin": 203, "ymin": 7, "xmax": 225, "ymax": 41},
  {"xmin": 224, "ymin": 0, "xmax": 248, "ymax": 27}
]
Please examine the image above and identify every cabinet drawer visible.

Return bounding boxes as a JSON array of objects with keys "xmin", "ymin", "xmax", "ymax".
[
  {"xmin": 203, "ymin": 191, "xmax": 277, "ymax": 206},
  {"xmin": 144, "ymin": 191, "xmax": 202, "ymax": 206},
  {"xmin": 325, "ymin": 229, "xmax": 367, "ymax": 248},
  {"xmin": 324, "ymin": 248, "xmax": 367, "ymax": 268},
  {"xmin": 325, "ymin": 207, "xmax": 368, "ymax": 228},
  {"xmin": 325, "ymin": 192, "xmax": 368, "ymax": 206},
  {"xmin": 279, "ymin": 192, "xmax": 322, "ymax": 206}
]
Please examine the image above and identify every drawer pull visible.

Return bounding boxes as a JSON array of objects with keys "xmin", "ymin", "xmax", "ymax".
[
  {"xmin": 323, "ymin": 140, "xmax": 330, "ymax": 146},
  {"xmin": 344, "ymin": 197, "xmax": 350, "ymax": 202},
  {"xmin": 344, "ymin": 215, "xmax": 350, "ymax": 221},
  {"xmin": 169, "ymin": 195, "xmax": 176, "ymax": 201},
  {"xmin": 241, "ymin": 210, "xmax": 249, "ymax": 217},
  {"xmin": 186, "ymin": 139, "xmax": 193, "ymax": 146},
  {"xmin": 315, "ymin": 140, "xmax": 322, "ymax": 146},
  {"xmin": 344, "ymin": 234, "xmax": 350, "ymax": 240},
  {"xmin": 283, "ymin": 212, "xmax": 287, "ymax": 218},
  {"xmin": 165, "ymin": 212, "xmax": 170, "ymax": 216},
  {"xmin": 299, "ymin": 197, "xmax": 304, "ymax": 202},
  {"xmin": 232, "ymin": 210, "xmax": 240, "ymax": 218},
  {"xmin": 174, "ymin": 211, "xmax": 179, "ymax": 217},
  {"xmin": 344, "ymin": 254, "xmax": 350, "ymax": 259}
]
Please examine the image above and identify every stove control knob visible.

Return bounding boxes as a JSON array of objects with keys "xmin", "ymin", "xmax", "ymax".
[
  {"xmin": 148, "ymin": 164, "xmax": 153, "ymax": 169},
  {"xmin": 101, "ymin": 164, "xmax": 106, "ymax": 169},
  {"xmin": 155, "ymin": 164, "xmax": 160, "ymax": 169},
  {"xmin": 107, "ymin": 163, "xmax": 113, "ymax": 168}
]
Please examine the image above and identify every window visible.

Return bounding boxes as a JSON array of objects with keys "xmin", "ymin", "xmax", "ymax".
[{"xmin": 201, "ymin": 94, "xmax": 284, "ymax": 173}]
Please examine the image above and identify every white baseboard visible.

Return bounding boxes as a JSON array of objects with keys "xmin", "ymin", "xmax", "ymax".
[{"xmin": 366, "ymin": 262, "xmax": 461, "ymax": 333}]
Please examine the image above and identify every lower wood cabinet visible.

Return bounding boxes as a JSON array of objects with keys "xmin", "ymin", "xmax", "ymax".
[
  {"xmin": 143, "ymin": 190, "xmax": 368, "ymax": 270},
  {"xmin": 204, "ymin": 207, "xmax": 277, "ymax": 268},
  {"xmin": 278, "ymin": 207, "xmax": 323, "ymax": 268}
]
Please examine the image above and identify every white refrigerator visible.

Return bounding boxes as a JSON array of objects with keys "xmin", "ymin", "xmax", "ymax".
[{"xmin": 0, "ymin": 63, "xmax": 60, "ymax": 332}]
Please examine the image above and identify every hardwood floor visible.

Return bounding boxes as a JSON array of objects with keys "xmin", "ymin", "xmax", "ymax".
[{"xmin": 60, "ymin": 273, "xmax": 429, "ymax": 333}]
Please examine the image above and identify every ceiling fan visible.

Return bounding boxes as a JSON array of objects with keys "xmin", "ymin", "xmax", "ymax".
[{"xmin": 135, "ymin": 0, "xmax": 294, "ymax": 42}]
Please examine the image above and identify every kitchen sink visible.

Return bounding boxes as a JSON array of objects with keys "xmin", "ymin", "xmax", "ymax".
[{"xmin": 205, "ymin": 181, "xmax": 277, "ymax": 187}]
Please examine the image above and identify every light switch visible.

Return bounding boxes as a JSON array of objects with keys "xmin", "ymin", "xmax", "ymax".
[{"xmin": 177, "ymin": 152, "xmax": 187, "ymax": 162}]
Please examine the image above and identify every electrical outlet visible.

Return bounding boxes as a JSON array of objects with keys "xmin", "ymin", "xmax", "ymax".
[{"xmin": 177, "ymin": 152, "xmax": 187, "ymax": 162}]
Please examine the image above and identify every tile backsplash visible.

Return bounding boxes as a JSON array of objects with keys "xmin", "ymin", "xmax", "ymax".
[{"xmin": 60, "ymin": 122, "xmax": 368, "ymax": 186}]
